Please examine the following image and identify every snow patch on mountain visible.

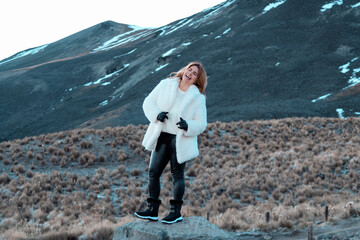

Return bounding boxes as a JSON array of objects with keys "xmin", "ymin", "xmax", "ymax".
[
  {"xmin": 340, "ymin": 57, "xmax": 359, "ymax": 75},
  {"xmin": 215, "ymin": 27, "xmax": 231, "ymax": 39},
  {"xmin": 158, "ymin": 25, "xmax": 171, "ymax": 36},
  {"xmin": 99, "ymin": 1, "xmax": 234, "ymax": 38},
  {"xmin": 320, "ymin": 0, "xmax": 343, "ymax": 12},
  {"xmin": 101, "ymin": 82, "xmax": 111, "ymax": 86},
  {"xmin": 155, "ymin": 63, "xmax": 169, "ymax": 72},
  {"xmin": 162, "ymin": 48, "xmax": 177, "ymax": 58},
  {"xmin": 99, "ymin": 100, "xmax": 109, "ymax": 107},
  {"xmin": 339, "ymin": 62, "xmax": 350, "ymax": 73},
  {"xmin": 92, "ymin": 26, "xmax": 153, "ymax": 52},
  {"xmin": 263, "ymin": 0, "xmax": 287, "ymax": 14},
  {"xmin": 352, "ymin": 2, "xmax": 360, "ymax": 8},
  {"xmin": 0, "ymin": 44, "xmax": 48, "ymax": 66},
  {"xmin": 344, "ymin": 68, "xmax": 360, "ymax": 89},
  {"xmin": 223, "ymin": 28, "xmax": 231, "ymax": 35},
  {"xmin": 128, "ymin": 25, "xmax": 146, "ymax": 31},
  {"xmin": 114, "ymin": 48, "xmax": 137, "ymax": 59},
  {"xmin": 84, "ymin": 64, "xmax": 129, "ymax": 87},
  {"xmin": 165, "ymin": 18, "xmax": 193, "ymax": 35},
  {"xmin": 336, "ymin": 108, "xmax": 346, "ymax": 119},
  {"xmin": 188, "ymin": 0, "xmax": 235, "ymax": 28},
  {"xmin": 339, "ymin": 57, "xmax": 360, "ymax": 89},
  {"xmin": 66, "ymin": 87, "xmax": 76, "ymax": 92},
  {"xmin": 312, "ymin": 93, "xmax": 332, "ymax": 103},
  {"xmin": 313, "ymin": 57, "xmax": 360, "ymax": 102}
]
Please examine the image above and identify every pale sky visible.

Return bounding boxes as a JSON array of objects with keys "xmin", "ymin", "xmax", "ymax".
[{"xmin": 0, "ymin": 0, "xmax": 226, "ymax": 61}]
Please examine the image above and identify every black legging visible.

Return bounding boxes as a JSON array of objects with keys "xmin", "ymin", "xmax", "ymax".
[{"xmin": 148, "ymin": 132, "xmax": 186, "ymax": 201}]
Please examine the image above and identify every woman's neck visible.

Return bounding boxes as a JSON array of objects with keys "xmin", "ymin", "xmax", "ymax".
[{"xmin": 179, "ymin": 79, "xmax": 190, "ymax": 92}]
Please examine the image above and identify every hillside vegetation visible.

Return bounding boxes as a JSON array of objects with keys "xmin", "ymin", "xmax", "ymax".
[{"xmin": 1, "ymin": 117, "xmax": 360, "ymax": 239}]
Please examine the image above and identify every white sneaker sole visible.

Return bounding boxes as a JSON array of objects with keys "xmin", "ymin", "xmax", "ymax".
[
  {"xmin": 135, "ymin": 212, "xmax": 158, "ymax": 221},
  {"xmin": 161, "ymin": 216, "xmax": 183, "ymax": 224}
]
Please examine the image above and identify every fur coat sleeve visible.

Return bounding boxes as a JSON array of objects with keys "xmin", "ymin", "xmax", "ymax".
[
  {"xmin": 142, "ymin": 80, "xmax": 164, "ymax": 123},
  {"xmin": 183, "ymin": 95, "xmax": 207, "ymax": 137}
]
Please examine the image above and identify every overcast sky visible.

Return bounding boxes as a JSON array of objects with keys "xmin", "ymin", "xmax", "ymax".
[{"xmin": 0, "ymin": 0, "xmax": 226, "ymax": 61}]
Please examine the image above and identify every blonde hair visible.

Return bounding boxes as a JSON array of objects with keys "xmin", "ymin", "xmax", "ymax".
[{"xmin": 170, "ymin": 62, "xmax": 207, "ymax": 95}]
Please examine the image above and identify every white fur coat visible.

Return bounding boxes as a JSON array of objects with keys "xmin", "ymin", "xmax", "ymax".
[{"xmin": 142, "ymin": 77, "xmax": 207, "ymax": 163}]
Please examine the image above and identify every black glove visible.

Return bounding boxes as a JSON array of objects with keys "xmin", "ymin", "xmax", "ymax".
[
  {"xmin": 176, "ymin": 117, "xmax": 188, "ymax": 131},
  {"xmin": 157, "ymin": 112, "xmax": 168, "ymax": 122}
]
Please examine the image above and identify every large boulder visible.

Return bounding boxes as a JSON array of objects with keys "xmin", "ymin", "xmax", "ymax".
[{"xmin": 113, "ymin": 216, "xmax": 235, "ymax": 240}]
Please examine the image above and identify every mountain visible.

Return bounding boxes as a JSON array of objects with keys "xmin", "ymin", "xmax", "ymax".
[{"xmin": 1, "ymin": 0, "xmax": 360, "ymax": 142}]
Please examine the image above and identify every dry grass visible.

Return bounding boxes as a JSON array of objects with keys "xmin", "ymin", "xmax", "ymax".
[{"xmin": 1, "ymin": 117, "xmax": 360, "ymax": 238}]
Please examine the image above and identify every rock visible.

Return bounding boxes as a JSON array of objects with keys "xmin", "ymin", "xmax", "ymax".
[
  {"xmin": 235, "ymin": 231, "xmax": 269, "ymax": 240},
  {"xmin": 77, "ymin": 235, "xmax": 87, "ymax": 240},
  {"xmin": 112, "ymin": 216, "xmax": 235, "ymax": 240}
]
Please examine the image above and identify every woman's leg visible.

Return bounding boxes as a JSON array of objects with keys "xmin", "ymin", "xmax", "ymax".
[
  {"xmin": 148, "ymin": 138, "xmax": 170, "ymax": 200},
  {"xmin": 162, "ymin": 136, "xmax": 186, "ymax": 224},
  {"xmin": 169, "ymin": 136, "xmax": 186, "ymax": 201}
]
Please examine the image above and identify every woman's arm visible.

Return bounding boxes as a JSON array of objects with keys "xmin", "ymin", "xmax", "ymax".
[
  {"xmin": 184, "ymin": 96, "xmax": 207, "ymax": 137},
  {"xmin": 142, "ymin": 80, "xmax": 164, "ymax": 123}
]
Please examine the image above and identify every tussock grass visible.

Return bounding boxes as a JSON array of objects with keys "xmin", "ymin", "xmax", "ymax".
[{"xmin": 1, "ymin": 117, "xmax": 360, "ymax": 238}]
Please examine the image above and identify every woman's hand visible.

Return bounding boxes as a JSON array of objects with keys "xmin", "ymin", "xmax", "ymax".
[
  {"xmin": 157, "ymin": 112, "xmax": 169, "ymax": 122},
  {"xmin": 176, "ymin": 117, "xmax": 188, "ymax": 131}
]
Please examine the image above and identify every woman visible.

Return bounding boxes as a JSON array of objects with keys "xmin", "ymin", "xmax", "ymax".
[{"xmin": 135, "ymin": 62, "xmax": 207, "ymax": 224}]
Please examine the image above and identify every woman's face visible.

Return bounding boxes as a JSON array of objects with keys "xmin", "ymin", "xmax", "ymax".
[{"xmin": 182, "ymin": 65, "xmax": 199, "ymax": 85}]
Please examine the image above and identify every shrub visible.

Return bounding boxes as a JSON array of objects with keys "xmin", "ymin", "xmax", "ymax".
[
  {"xmin": 60, "ymin": 157, "xmax": 67, "ymax": 167},
  {"xmin": 186, "ymin": 167, "xmax": 197, "ymax": 177},
  {"xmin": 72, "ymin": 135, "xmax": 79, "ymax": 142},
  {"xmin": 65, "ymin": 137, "xmax": 72, "ymax": 144},
  {"xmin": 79, "ymin": 152, "xmax": 95, "ymax": 165},
  {"xmin": 80, "ymin": 141, "xmax": 93, "ymax": 149},
  {"xmin": 27, "ymin": 151, "xmax": 34, "ymax": 159},
  {"xmin": 26, "ymin": 170, "xmax": 34, "ymax": 178},
  {"xmin": 35, "ymin": 154, "xmax": 43, "ymax": 161},
  {"xmin": 130, "ymin": 169, "xmax": 141, "ymax": 176},
  {"xmin": 88, "ymin": 226, "xmax": 114, "ymax": 240},
  {"xmin": 33, "ymin": 209, "xmax": 48, "ymax": 223},
  {"xmin": 0, "ymin": 172, "xmax": 11, "ymax": 184},
  {"xmin": 50, "ymin": 156, "xmax": 58, "ymax": 166},
  {"xmin": 118, "ymin": 150, "xmax": 127, "ymax": 162},
  {"xmin": 48, "ymin": 146, "xmax": 56, "ymax": 154},
  {"xmin": 37, "ymin": 232, "xmax": 80, "ymax": 240},
  {"xmin": 99, "ymin": 155, "xmax": 105, "ymax": 162},
  {"xmin": 70, "ymin": 149, "xmax": 81, "ymax": 160},
  {"xmin": 129, "ymin": 140, "xmax": 138, "ymax": 149},
  {"xmin": 15, "ymin": 164, "xmax": 26, "ymax": 174},
  {"xmin": 117, "ymin": 165, "xmax": 126, "ymax": 174}
]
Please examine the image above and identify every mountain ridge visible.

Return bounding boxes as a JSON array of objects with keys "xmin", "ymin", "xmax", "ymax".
[{"xmin": 1, "ymin": 0, "xmax": 360, "ymax": 142}]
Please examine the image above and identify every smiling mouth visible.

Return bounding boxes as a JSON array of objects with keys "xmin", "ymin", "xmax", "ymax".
[{"xmin": 185, "ymin": 74, "xmax": 191, "ymax": 80}]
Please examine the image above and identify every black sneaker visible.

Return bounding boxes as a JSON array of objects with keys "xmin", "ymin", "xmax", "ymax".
[
  {"xmin": 162, "ymin": 199, "xmax": 183, "ymax": 224},
  {"xmin": 135, "ymin": 198, "xmax": 161, "ymax": 221}
]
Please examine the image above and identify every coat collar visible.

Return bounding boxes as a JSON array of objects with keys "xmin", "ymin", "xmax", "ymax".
[
  {"xmin": 174, "ymin": 77, "xmax": 200, "ymax": 96},
  {"xmin": 172, "ymin": 77, "xmax": 201, "ymax": 117}
]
